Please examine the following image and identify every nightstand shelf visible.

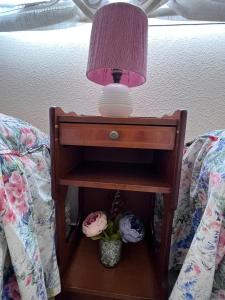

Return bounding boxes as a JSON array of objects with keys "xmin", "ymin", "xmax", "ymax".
[
  {"xmin": 60, "ymin": 161, "xmax": 171, "ymax": 193},
  {"xmin": 63, "ymin": 237, "xmax": 160, "ymax": 300},
  {"xmin": 50, "ymin": 107, "xmax": 187, "ymax": 300}
]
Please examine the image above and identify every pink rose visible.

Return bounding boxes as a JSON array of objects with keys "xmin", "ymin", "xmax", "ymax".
[
  {"xmin": 193, "ymin": 264, "xmax": 201, "ymax": 274},
  {"xmin": 5, "ymin": 171, "xmax": 26, "ymax": 199},
  {"xmin": 25, "ymin": 275, "xmax": 32, "ymax": 286},
  {"xmin": 210, "ymin": 172, "xmax": 221, "ymax": 186},
  {"xmin": 3, "ymin": 208, "xmax": 16, "ymax": 223},
  {"xmin": 0, "ymin": 188, "xmax": 6, "ymax": 213},
  {"xmin": 4, "ymin": 171, "xmax": 29, "ymax": 220},
  {"xmin": 82, "ymin": 211, "xmax": 107, "ymax": 237},
  {"xmin": 20, "ymin": 128, "xmax": 36, "ymax": 147}
]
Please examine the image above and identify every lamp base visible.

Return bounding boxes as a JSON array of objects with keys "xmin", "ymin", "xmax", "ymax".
[{"xmin": 99, "ymin": 83, "xmax": 133, "ymax": 118}]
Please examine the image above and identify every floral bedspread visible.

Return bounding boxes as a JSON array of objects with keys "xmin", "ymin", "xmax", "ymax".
[
  {"xmin": 169, "ymin": 130, "xmax": 225, "ymax": 300},
  {"xmin": 0, "ymin": 114, "xmax": 60, "ymax": 299}
]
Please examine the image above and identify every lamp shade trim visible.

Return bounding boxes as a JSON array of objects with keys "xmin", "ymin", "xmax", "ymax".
[{"xmin": 86, "ymin": 67, "xmax": 146, "ymax": 87}]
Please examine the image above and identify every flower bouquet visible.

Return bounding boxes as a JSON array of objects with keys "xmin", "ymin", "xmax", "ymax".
[
  {"xmin": 82, "ymin": 191, "xmax": 145, "ymax": 268},
  {"xmin": 82, "ymin": 210, "xmax": 122, "ymax": 267}
]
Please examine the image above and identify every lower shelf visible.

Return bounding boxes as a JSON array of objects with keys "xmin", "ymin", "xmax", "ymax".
[{"xmin": 62, "ymin": 237, "xmax": 160, "ymax": 300}]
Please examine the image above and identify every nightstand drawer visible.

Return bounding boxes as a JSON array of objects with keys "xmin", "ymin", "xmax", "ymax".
[{"xmin": 59, "ymin": 123, "xmax": 176, "ymax": 150}]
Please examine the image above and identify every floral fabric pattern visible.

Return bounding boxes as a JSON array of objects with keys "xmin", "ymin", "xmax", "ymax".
[
  {"xmin": 0, "ymin": 113, "xmax": 60, "ymax": 299},
  {"xmin": 169, "ymin": 130, "xmax": 225, "ymax": 300}
]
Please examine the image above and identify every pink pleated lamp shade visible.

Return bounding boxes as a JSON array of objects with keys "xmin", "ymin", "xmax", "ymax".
[{"xmin": 86, "ymin": 2, "xmax": 148, "ymax": 88}]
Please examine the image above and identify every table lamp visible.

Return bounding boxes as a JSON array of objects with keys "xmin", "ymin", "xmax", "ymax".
[{"xmin": 86, "ymin": 2, "xmax": 148, "ymax": 117}]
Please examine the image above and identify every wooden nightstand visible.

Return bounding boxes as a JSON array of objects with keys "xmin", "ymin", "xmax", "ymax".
[{"xmin": 50, "ymin": 107, "xmax": 187, "ymax": 300}]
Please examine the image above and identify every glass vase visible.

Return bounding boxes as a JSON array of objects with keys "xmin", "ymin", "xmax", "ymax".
[{"xmin": 99, "ymin": 240, "xmax": 122, "ymax": 268}]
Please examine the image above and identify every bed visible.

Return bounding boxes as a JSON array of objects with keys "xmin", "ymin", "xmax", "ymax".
[
  {"xmin": 169, "ymin": 129, "xmax": 225, "ymax": 299},
  {"xmin": 0, "ymin": 113, "xmax": 60, "ymax": 299}
]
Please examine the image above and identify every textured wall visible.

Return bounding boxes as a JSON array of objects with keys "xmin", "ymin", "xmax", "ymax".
[{"xmin": 0, "ymin": 23, "xmax": 225, "ymax": 141}]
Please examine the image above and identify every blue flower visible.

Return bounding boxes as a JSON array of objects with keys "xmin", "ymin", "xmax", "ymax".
[
  {"xmin": 182, "ymin": 279, "xmax": 197, "ymax": 290},
  {"xmin": 184, "ymin": 263, "xmax": 193, "ymax": 273},
  {"xmin": 119, "ymin": 213, "xmax": 145, "ymax": 243},
  {"xmin": 184, "ymin": 292, "xmax": 194, "ymax": 300}
]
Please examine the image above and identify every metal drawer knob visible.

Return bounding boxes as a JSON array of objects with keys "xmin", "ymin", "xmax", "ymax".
[{"xmin": 109, "ymin": 130, "xmax": 119, "ymax": 140}]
